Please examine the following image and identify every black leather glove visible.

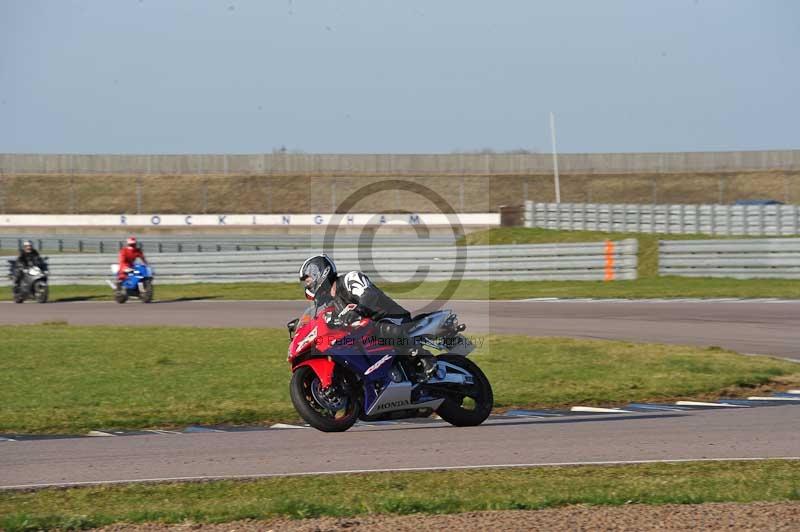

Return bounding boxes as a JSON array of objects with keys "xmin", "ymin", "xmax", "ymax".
[
  {"xmin": 328, "ymin": 304, "xmax": 363, "ymax": 328},
  {"xmin": 377, "ymin": 320, "xmax": 405, "ymax": 339},
  {"xmin": 340, "ymin": 310, "xmax": 362, "ymax": 326}
]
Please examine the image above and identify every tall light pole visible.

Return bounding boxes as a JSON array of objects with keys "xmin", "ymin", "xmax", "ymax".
[{"xmin": 550, "ymin": 111, "xmax": 561, "ymax": 204}]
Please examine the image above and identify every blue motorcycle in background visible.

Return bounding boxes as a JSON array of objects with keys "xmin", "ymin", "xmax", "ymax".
[{"xmin": 108, "ymin": 261, "xmax": 154, "ymax": 304}]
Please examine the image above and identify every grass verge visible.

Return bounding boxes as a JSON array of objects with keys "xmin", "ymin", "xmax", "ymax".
[
  {"xmin": 2, "ymin": 460, "xmax": 799, "ymax": 530},
  {"xmin": 0, "ymin": 324, "xmax": 797, "ymax": 434},
  {"xmin": 2, "ymin": 275, "xmax": 800, "ymax": 302}
]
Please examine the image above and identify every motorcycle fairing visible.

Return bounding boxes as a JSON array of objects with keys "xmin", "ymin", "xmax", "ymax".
[
  {"xmin": 314, "ymin": 324, "xmax": 451, "ymax": 414},
  {"xmin": 325, "ymin": 331, "xmax": 399, "ymax": 414},
  {"xmin": 121, "ymin": 263, "xmax": 154, "ymax": 291},
  {"xmin": 364, "ymin": 381, "xmax": 444, "ymax": 416},
  {"xmin": 294, "ymin": 357, "xmax": 336, "ymax": 389}
]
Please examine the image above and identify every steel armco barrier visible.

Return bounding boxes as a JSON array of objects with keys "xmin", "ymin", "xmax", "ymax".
[
  {"xmin": 659, "ymin": 238, "xmax": 800, "ymax": 279},
  {"xmin": 0, "ymin": 234, "xmax": 458, "ymax": 254},
  {"xmin": 0, "ymin": 241, "xmax": 638, "ymax": 285},
  {"xmin": 524, "ymin": 202, "xmax": 800, "ymax": 236}
]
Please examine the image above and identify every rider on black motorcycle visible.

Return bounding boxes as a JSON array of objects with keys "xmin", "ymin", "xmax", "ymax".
[
  {"xmin": 13, "ymin": 241, "xmax": 43, "ymax": 289},
  {"xmin": 299, "ymin": 254, "xmax": 437, "ymax": 378}
]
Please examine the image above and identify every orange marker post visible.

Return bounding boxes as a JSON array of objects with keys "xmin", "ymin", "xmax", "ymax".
[{"xmin": 604, "ymin": 240, "xmax": 615, "ymax": 282}]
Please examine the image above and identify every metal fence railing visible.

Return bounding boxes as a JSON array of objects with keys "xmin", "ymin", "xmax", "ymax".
[
  {"xmin": 3, "ymin": 151, "xmax": 799, "ymax": 175},
  {"xmin": 659, "ymin": 238, "xmax": 800, "ymax": 279},
  {"xmin": 525, "ymin": 202, "xmax": 800, "ymax": 236},
  {"xmin": 0, "ymin": 234, "xmax": 458, "ymax": 254},
  {"xmin": 1, "ymin": 241, "xmax": 638, "ymax": 285},
  {"xmin": 12, "ymin": 236, "xmax": 800, "ymax": 282}
]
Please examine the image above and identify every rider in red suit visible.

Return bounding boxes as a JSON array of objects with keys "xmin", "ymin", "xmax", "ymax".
[{"xmin": 117, "ymin": 236, "xmax": 147, "ymax": 284}]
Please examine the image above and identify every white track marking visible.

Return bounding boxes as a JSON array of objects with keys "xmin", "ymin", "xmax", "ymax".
[
  {"xmin": 570, "ymin": 406, "xmax": 632, "ymax": 413},
  {"xmin": 624, "ymin": 404, "xmax": 689, "ymax": 411},
  {"xmin": 3, "ymin": 456, "xmax": 798, "ymax": 491},
  {"xmin": 675, "ymin": 401, "xmax": 747, "ymax": 407},
  {"xmin": 747, "ymin": 396, "xmax": 800, "ymax": 401}
]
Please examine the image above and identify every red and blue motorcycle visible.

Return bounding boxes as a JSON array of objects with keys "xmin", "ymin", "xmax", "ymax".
[
  {"xmin": 108, "ymin": 261, "xmax": 154, "ymax": 304},
  {"xmin": 286, "ymin": 304, "xmax": 493, "ymax": 432}
]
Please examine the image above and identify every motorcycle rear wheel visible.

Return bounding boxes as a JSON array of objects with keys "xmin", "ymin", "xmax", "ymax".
[
  {"xmin": 115, "ymin": 291, "xmax": 128, "ymax": 304},
  {"xmin": 290, "ymin": 365, "xmax": 360, "ymax": 432},
  {"xmin": 434, "ymin": 355, "xmax": 494, "ymax": 427}
]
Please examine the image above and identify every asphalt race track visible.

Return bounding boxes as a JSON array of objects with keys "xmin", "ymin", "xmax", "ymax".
[
  {"xmin": 1, "ymin": 299, "xmax": 798, "ymax": 359},
  {"xmin": 2, "ymin": 406, "xmax": 800, "ymax": 489},
  {"xmin": 1, "ymin": 298, "xmax": 799, "ymax": 489}
]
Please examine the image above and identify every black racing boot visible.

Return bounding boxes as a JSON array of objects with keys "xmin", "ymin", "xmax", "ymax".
[
  {"xmin": 411, "ymin": 348, "xmax": 438, "ymax": 380},
  {"xmin": 418, "ymin": 354, "xmax": 438, "ymax": 380}
]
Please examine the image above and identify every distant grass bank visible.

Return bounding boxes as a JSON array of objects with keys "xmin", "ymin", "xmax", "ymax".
[
  {"xmin": 3, "ymin": 169, "xmax": 798, "ymax": 214},
  {"xmin": 0, "ymin": 324, "xmax": 797, "ymax": 434},
  {"xmin": 2, "ymin": 460, "xmax": 799, "ymax": 531}
]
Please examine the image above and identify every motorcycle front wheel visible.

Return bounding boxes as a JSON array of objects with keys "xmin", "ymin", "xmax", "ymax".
[
  {"xmin": 434, "ymin": 354, "xmax": 494, "ymax": 427},
  {"xmin": 289, "ymin": 365, "xmax": 360, "ymax": 432},
  {"xmin": 141, "ymin": 279, "xmax": 154, "ymax": 303},
  {"xmin": 34, "ymin": 281, "xmax": 48, "ymax": 304}
]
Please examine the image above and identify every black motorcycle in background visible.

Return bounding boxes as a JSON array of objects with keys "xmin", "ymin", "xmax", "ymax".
[{"xmin": 7, "ymin": 257, "xmax": 49, "ymax": 303}]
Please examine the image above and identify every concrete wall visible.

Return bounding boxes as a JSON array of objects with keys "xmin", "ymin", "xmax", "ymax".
[{"xmin": 2, "ymin": 150, "xmax": 799, "ymax": 175}]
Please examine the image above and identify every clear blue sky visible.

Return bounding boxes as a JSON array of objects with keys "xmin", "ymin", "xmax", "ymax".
[{"xmin": 1, "ymin": 0, "xmax": 797, "ymax": 154}]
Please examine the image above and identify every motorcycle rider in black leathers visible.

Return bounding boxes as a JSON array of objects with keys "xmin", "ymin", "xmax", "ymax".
[
  {"xmin": 299, "ymin": 254, "xmax": 437, "ymax": 378},
  {"xmin": 13, "ymin": 240, "xmax": 43, "ymax": 290}
]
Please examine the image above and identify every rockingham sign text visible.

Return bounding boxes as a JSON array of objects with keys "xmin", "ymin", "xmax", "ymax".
[{"xmin": 0, "ymin": 213, "xmax": 500, "ymax": 227}]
